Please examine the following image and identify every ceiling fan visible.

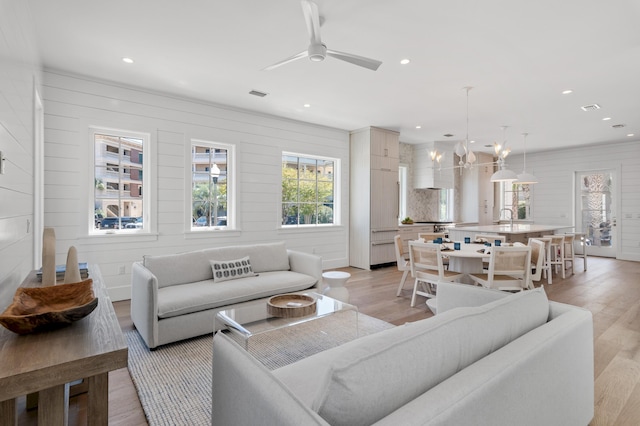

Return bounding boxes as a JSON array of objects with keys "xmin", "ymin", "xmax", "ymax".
[{"xmin": 262, "ymin": 0, "xmax": 382, "ymax": 72}]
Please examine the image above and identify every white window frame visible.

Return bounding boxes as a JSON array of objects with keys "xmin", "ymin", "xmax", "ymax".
[
  {"xmin": 499, "ymin": 182, "xmax": 532, "ymax": 221},
  {"xmin": 398, "ymin": 165, "xmax": 408, "ymax": 221},
  {"xmin": 281, "ymin": 152, "xmax": 340, "ymax": 227},
  {"xmin": 188, "ymin": 139, "xmax": 236, "ymax": 232},
  {"xmin": 89, "ymin": 127, "xmax": 150, "ymax": 235}
]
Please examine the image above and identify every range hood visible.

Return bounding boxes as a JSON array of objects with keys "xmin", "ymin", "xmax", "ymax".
[{"xmin": 412, "ymin": 142, "xmax": 454, "ymax": 189}]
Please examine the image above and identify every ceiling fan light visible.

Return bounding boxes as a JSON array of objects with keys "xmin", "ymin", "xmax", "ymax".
[{"xmin": 491, "ymin": 167, "xmax": 518, "ymax": 182}]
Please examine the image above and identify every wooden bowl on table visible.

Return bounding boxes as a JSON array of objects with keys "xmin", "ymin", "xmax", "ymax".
[
  {"xmin": 0, "ymin": 278, "xmax": 98, "ymax": 334},
  {"xmin": 267, "ymin": 294, "xmax": 316, "ymax": 318}
]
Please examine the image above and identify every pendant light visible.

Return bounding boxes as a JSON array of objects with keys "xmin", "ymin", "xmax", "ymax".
[
  {"xmin": 455, "ymin": 87, "xmax": 477, "ymax": 169},
  {"xmin": 515, "ymin": 133, "xmax": 538, "ymax": 184},
  {"xmin": 491, "ymin": 126, "xmax": 518, "ymax": 182}
]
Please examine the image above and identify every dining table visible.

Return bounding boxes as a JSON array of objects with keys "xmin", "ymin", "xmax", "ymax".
[{"xmin": 441, "ymin": 241, "xmax": 491, "ymax": 284}]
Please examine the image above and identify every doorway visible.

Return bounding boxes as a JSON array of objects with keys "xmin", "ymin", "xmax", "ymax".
[{"xmin": 575, "ymin": 170, "xmax": 617, "ymax": 258}]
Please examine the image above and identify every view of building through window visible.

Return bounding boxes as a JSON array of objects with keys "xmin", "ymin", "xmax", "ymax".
[
  {"xmin": 282, "ymin": 154, "xmax": 336, "ymax": 226},
  {"xmin": 191, "ymin": 142, "xmax": 229, "ymax": 228},
  {"xmin": 94, "ymin": 132, "xmax": 144, "ymax": 230}
]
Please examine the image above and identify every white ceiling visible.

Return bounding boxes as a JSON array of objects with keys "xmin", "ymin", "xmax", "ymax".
[{"xmin": 27, "ymin": 0, "xmax": 640, "ymax": 154}]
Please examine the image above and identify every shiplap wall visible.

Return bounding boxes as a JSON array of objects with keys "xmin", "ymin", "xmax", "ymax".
[
  {"xmin": 0, "ymin": 1, "xmax": 42, "ymax": 307},
  {"xmin": 508, "ymin": 140, "xmax": 640, "ymax": 261},
  {"xmin": 42, "ymin": 70, "xmax": 350, "ymax": 301}
]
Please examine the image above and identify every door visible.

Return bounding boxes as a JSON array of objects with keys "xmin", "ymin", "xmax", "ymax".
[{"xmin": 575, "ymin": 170, "xmax": 617, "ymax": 258}]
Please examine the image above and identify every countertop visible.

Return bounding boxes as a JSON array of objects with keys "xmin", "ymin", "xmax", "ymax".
[{"xmin": 452, "ymin": 224, "xmax": 571, "ymax": 235}]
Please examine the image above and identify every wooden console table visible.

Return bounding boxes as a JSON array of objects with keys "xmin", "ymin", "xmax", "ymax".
[{"xmin": 0, "ymin": 265, "xmax": 128, "ymax": 425}]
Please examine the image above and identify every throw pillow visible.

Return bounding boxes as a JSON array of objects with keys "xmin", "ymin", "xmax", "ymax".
[{"xmin": 210, "ymin": 256, "xmax": 256, "ymax": 282}]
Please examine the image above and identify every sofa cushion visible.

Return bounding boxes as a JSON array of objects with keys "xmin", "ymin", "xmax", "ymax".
[
  {"xmin": 143, "ymin": 250, "xmax": 211, "ymax": 289},
  {"xmin": 202, "ymin": 241, "xmax": 290, "ymax": 274},
  {"xmin": 157, "ymin": 271, "xmax": 317, "ymax": 319},
  {"xmin": 210, "ymin": 256, "xmax": 256, "ymax": 282},
  {"xmin": 311, "ymin": 287, "xmax": 549, "ymax": 426}
]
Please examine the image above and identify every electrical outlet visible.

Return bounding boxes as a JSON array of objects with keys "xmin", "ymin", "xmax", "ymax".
[{"xmin": 118, "ymin": 265, "xmax": 126, "ymax": 275}]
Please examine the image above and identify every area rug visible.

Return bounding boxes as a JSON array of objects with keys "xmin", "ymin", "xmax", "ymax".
[{"xmin": 126, "ymin": 311, "xmax": 394, "ymax": 426}]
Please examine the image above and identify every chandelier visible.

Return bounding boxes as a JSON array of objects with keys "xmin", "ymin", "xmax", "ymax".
[
  {"xmin": 454, "ymin": 86, "xmax": 476, "ymax": 169},
  {"xmin": 490, "ymin": 125, "xmax": 518, "ymax": 182}
]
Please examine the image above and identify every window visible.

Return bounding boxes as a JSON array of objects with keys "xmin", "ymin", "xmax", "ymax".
[
  {"xmin": 93, "ymin": 129, "xmax": 148, "ymax": 232},
  {"xmin": 398, "ymin": 166, "xmax": 408, "ymax": 221},
  {"xmin": 439, "ymin": 189, "xmax": 454, "ymax": 221},
  {"xmin": 282, "ymin": 153, "xmax": 337, "ymax": 226},
  {"xmin": 501, "ymin": 183, "xmax": 531, "ymax": 220},
  {"xmin": 191, "ymin": 141, "xmax": 233, "ymax": 229}
]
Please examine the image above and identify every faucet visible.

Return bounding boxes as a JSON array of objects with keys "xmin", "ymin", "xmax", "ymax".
[{"xmin": 500, "ymin": 208, "xmax": 514, "ymax": 227}]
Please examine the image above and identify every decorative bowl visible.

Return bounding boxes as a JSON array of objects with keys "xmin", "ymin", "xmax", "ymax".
[
  {"xmin": 0, "ymin": 279, "xmax": 97, "ymax": 334},
  {"xmin": 267, "ymin": 294, "xmax": 316, "ymax": 318}
]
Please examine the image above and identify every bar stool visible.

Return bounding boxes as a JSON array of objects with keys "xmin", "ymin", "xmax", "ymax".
[
  {"xmin": 543, "ymin": 235, "xmax": 566, "ymax": 279},
  {"xmin": 563, "ymin": 234, "xmax": 576, "ymax": 275},
  {"xmin": 573, "ymin": 232, "xmax": 588, "ymax": 271},
  {"xmin": 530, "ymin": 237, "xmax": 553, "ymax": 285}
]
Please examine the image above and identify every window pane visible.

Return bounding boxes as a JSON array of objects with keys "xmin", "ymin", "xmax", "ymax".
[
  {"xmin": 281, "ymin": 153, "xmax": 337, "ymax": 226},
  {"xmin": 94, "ymin": 132, "xmax": 144, "ymax": 231},
  {"xmin": 191, "ymin": 143, "xmax": 230, "ymax": 229}
]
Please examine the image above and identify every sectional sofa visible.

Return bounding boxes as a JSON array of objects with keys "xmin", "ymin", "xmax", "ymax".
[
  {"xmin": 131, "ymin": 241, "xmax": 322, "ymax": 349},
  {"xmin": 212, "ymin": 282, "xmax": 594, "ymax": 425}
]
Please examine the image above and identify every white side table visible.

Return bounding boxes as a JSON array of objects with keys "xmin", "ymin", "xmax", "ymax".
[{"xmin": 322, "ymin": 271, "xmax": 351, "ymax": 303}]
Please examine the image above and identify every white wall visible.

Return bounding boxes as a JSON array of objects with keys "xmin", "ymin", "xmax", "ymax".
[
  {"xmin": 508, "ymin": 141, "xmax": 640, "ymax": 261},
  {"xmin": 0, "ymin": 1, "xmax": 42, "ymax": 306},
  {"xmin": 42, "ymin": 71, "xmax": 350, "ymax": 301}
]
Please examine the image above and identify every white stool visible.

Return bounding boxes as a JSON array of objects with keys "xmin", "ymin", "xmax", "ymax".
[{"xmin": 322, "ymin": 271, "xmax": 351, "ymax": 303}]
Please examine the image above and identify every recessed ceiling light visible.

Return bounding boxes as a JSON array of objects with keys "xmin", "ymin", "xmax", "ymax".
[
  {"xmin": 470, "ymin": 140, "xmax": 476, "ymax": 144},
  {"xmin": 303, "ymin": 104, "xmax": 311, "ymax": 108},
  {"xmin": 415, "ymin": 125, "xmax": 421, "ymax": 129},
  {"xmin": 122, "ymin": 57, "xmax": 134, "ymax": 64},
  {"xmin": 400, "ymin": 59, "xmax": 410, "ymax": 65},
  {"xmin": 602, "ymin": 117, "xmax": 612, "ymax": 121},
  {"xmin": 627, "ymin": 133, "xmax": 635, "ymax": 137},
  {"xmin": 562, "ymin": 89, "xmax": 573, "ymax": 95}
]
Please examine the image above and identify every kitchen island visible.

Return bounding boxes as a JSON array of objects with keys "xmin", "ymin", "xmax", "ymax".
[{"xmin": 450, "ymin": 224, "xmax": 573, "ymax": 244}]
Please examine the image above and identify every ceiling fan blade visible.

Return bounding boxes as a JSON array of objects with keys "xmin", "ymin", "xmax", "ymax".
[
  {"xmin": 262, "ymin": 50, "xmax": 308, "ymax": 71},
  {"xmin": 301, "ymin": 0, "xmax": 322, "ymax": 45},
  {"xmin": 326, "ymin": 49, "xmax": 382, "ymax": 71}
]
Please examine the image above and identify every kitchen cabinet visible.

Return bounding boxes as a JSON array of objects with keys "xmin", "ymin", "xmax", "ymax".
[
  {"xmin": 460, "ymin": 152, "xmax": 494, "ymax": 225},
  {"xmin": 350, "ymin": 127, "xmax": 400, "ymax": 269}
]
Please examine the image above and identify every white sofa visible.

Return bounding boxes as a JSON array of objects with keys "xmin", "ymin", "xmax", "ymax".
[
  {"xmin": 131, "ymin": 241, "xmax": 322, "ymax": 349},
  {"xmin": 212, "ymin": 282, "xmax": 594, "ymax": 425}
]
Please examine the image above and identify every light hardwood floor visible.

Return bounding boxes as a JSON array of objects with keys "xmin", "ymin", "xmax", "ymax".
[{"xmin": 15, "ymin": 256, "xmax": 640, "ymax": 425}]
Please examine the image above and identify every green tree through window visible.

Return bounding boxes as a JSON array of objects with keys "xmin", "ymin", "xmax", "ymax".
[{"xmin": 282, "ymin": 154, "xmax": 335, "ymax": 225}]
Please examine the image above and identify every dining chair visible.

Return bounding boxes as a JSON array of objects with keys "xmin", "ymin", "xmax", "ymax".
[
  {"xmin": 408, "ymin": 241, "xmax": 464, "ymax": 307},
  {"xmin": 562, "ymin": 234, "xmax": 576, "ymax": 276},
  {"xmin": 527, "ymin": 238, "xmax": 546, "ymax": 289},
  {"xmin": 468, "ymin": 246, "xmax": 532, "ymax": 292},
  {"xmin": 572, "ymin": 232, "xmax": 588, "ymax": 271},
  {"xmin": 394, "ymin": 235, "xmax": 411, "ymax": 296},
  {"xmin": 543, "ymin": 235, "xmax": 566, "ymax": 279},
  {"xmin": 417, "ymin": 232, "xmax": 446, "ymax": 242}
]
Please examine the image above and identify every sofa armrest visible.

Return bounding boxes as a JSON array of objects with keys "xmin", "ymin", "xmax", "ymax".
[
  {"xmin": 212, "ymin": 332, "xmax": 330, "ymax": 425},
  {"xmin": 287, "ymin": 250, "xmax": 322, "ymax": 285},
  {"xmin": 131, "ymin": 261, "xmax": 160, "ymax": 349}
]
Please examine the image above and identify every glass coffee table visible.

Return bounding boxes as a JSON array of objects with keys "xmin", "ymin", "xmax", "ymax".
[{"xmin": 215, "ymin": 293, "xmax": 358, "ymax": 367}]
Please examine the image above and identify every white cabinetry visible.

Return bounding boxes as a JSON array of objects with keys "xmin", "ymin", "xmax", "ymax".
[
  {"xmin": 350, "ymin": 127, "xmax": 400, "ymax": 269},
  {"xmin": 398, "ymin": 225, "xmax": 435, "ymax": 253},
  {"xmin": 413, "ymin": 142, "xmax": 454, "ymax": 189},
  {"xmin": 461, "ymin": 152, "xmax": 494, "ymax": 225}
]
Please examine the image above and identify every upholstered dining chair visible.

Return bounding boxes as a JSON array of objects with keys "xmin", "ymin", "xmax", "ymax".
[
  {"xmin": 408, "ymin": 241, "xmax": 464, "ymax": 307},
  {"xmin": 394, "ymin": 235, "xmax": 411, "ymax": 296},
  {"xmin": 527, "ymin": 238, "xmax": 546, "ymax": 289},
  {"xmin": 543, "ymin": 235, "xmax": 566, "ymax": 279},
  {"xmin": 468, "ymin": 246, "xmax": 532, "ymax": 292}
]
